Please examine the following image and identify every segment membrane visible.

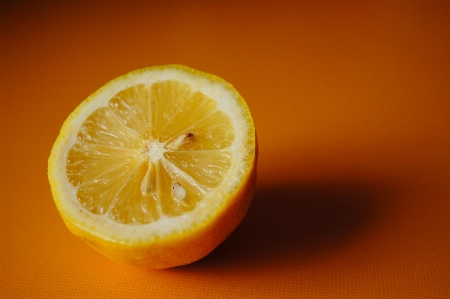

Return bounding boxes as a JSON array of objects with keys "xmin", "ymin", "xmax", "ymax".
[
  {"xmin": 108, "ymin": 84, "xmax": 152, "ymax": 139},
  {"xmin": 163, "ymin": 110, "xmax": 234, "ymax": 151},
  {"xmin": 164, "ymin": 150, "xmax": 232, "ymax": 188},
  {"xmin": 76, "ymin": 107, "xmax": 144, "ymax": 149},
  {"xmin": 109, "ymin": 161, "xmax": 160, "ymax": 224},
  {"xmin": 158, "ymin": 160, "xmax": 204, "ymax": 217},
  {"xmin": 150, "ymin": 81, "xmax": 194, "ymax": 140}
]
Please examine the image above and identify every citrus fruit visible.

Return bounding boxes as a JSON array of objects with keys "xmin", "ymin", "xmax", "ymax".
[{"xmin": 48, "ymin": 65, "xmax": 257, "ymax": 269}]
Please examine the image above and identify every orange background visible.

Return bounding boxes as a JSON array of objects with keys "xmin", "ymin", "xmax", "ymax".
[{"xmin": 1, "ymin": 1, "xmax": 449, "ymax": 298}]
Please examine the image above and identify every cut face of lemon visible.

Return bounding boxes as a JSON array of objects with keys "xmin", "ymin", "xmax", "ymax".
[{"xmin": 48, "ymin": 65, "xmax": 257, "ymax": 268}]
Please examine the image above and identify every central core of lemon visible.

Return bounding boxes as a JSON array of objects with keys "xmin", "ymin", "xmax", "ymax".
[
  {"xmin": 146, "ymin": 140, "xmax": 165, "ymax": 162},
  {"xmin": 66, "ymin": 81, "xmax": 235, "ymax": 225}
]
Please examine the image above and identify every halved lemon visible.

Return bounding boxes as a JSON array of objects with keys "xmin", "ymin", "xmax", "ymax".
[{"xmin": 48, "ymin": 65, "xmax": 257, "ymax": 269}]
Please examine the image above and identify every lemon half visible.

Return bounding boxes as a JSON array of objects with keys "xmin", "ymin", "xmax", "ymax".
[{"xmin": 48, "ymin": 65, "xmax": 257, "ymax": 269}]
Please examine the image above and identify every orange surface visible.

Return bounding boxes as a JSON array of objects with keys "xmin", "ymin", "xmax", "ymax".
[{"xmin": 1, "ymin": 1, "xmax": 449, "ymax": 298}]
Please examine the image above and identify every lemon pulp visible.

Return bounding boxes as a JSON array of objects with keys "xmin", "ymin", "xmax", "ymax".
[{"xmin": 66, "ymin": 80, "xmax": 235, "ymax": 224}]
